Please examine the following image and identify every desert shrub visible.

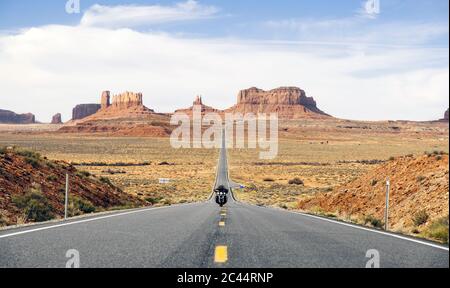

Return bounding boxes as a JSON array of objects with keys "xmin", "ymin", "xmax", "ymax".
[
  {"xmin": 100, "ymin": 176, "xmax": 112, "ymax": 186},
  {"xmin": 46, "ymin": 161, "xmax": 56, "ymax": 169},
  {"xmin": 435, "ymin": 155, "xmax": 442, "ymax": 161},
  {"xmin": 0, "ymin": 146, "xmax": 7, "ymax": 154},
  {"xmin": 16, "ymin": 149, "xmax": 41, "ymax": 160},
  {"xmin": 76, "ymin": 170, "xmax": 91, "ymax": 178},
  {"xmin": 263, "ymin": 178, "xmax": 275, "ymax": 182},
  {"xmin": 0, "ymin": 214, "xmax": 7, "ymax": 226},
  {"xmin": 412, "ymin": 210, "xmax": 429, "ymax": 226},
  {"xmin": 12, "ymin": 187, "xmax": 54, "ymax": 222},
  {"xmin": 279, "ymin": 204, "xmax": 288, "ymax": 209},
  {"xmin": 388, "ymin": 156, "xmax": 395, "ymax": 161},
  {"xmin": 370, "ymin": 179, "xmax": 378, "ymax": 186},
  {"xmin": 145, "ymin": 197, "xmax": 163, "ymax": 204},
  {"xmin": 364, "ymin": 215, "xmax": 384, "ymax": 228},
  {"xmin": 426, "ymin": 217, "xmax": 449, "ymax": 244},
  {"xmin": 324, "ymin": 187, "xmax": 333, "ymax": 192},
  {"xmin": 25, "ymin": 157, "xmax": 40, "ymax": 168},
  {"xmin": 288, "ymin": 178, "xmax": 304, "ymax": 185},
  {"xmin": 46, "ymin": 175, "xmax": 58, "ymax": 182},
  {"xmin": 68, "ymin": 197, "xmax": 96, "ymax": 216},
  {"xmin": 416, "ymin": 176, "xmax": 426, "ymax": 183}
]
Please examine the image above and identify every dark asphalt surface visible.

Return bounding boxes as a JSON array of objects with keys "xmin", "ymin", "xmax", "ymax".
[{"xmin": 0, "ymin": 133, "xmax": 448, "ymax": 268}]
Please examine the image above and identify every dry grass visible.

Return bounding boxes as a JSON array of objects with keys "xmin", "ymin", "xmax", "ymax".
[
  {"xmin": 0, "ymin": 119, "xmax": 448, "ymax": 213},
  {"xmin": 0, "ymin": 135, "xmax": 217, "ymax": 205}
]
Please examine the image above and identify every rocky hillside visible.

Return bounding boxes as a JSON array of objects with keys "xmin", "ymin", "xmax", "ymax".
[
  {"xmin": 226, "ymin": 87, "xmax": 331, "ymax": 119},
  {"xmin": 0, "ymin": 147, "xmax": 144, "ymax": 227},
  {"xmin": 0, "ymin": 109, "xmax": 35, "ymax": 124},
  {"xmin": 298, "ymin": 153, "xmax": 449, "ymax": 242}
]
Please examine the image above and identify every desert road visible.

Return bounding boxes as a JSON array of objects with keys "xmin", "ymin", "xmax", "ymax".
[{"xmin": 0, "ymin": 135, "xmax": 448, "ymax": 268}]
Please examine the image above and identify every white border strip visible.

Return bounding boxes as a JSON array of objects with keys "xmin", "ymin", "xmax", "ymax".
[{"xmin": 0, "ymin": 203, "xmax": 200, "ymax": 239}]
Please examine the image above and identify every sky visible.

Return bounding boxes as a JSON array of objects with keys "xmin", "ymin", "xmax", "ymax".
[{"xmin": 0, "ymin": 0, "xmax": 448, "ymax": 122}]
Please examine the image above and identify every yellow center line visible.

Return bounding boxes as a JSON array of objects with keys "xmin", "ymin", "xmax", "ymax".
[
  {"xmin": 219, "ymin": 221, "xmax": 225, "ymax": 227},
  {"xmin": 214, "ymin": 246, "xmax": 228, "ymax": 263}
]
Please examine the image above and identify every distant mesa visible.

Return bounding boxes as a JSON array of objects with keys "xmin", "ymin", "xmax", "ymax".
[
  {"xmin": 0, "ymin": 109, "xmax": 35, "ymax": 124},
  {"xmin": 72, "ymin": 104, "xmax": 101, "ymax": 120},
  {"xmin": 226, "ymin": 87, "xmax": 331, "ymax": 119},
  {"xmin": 175, "ymin": 95, "xmax": 221, "ymax": 116},
  {"xmin": 442, "ymin": 108, "xmax": 449, "ymax": 122},
  {"xmin": 86, "ymin": 91, "xmax": 155, "ymax": 120},
  {"xmin": 51, "ymin": 113, "xmax": 62, "ymax": 124},
  {"xmin": 59, "ymin": 90, "xmax": 169, "ymax": 136}
]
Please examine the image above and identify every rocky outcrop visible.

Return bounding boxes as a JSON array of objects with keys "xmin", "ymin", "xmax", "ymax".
[
  {"xmin": 175, "ymin": 95, "xmax": 221, "ymax": 116},
  {"xmin": 87, "ymin": 91, "xmax": 153, "ymax": 120},
  {"xmin": 227, "ymin": 87, "xmax": 330, "ymax": 119},
  {"xmin": 72, "ymin": 104, "xmax": 101, "ymax": 120},
  {"xmin": 111, "ymin": 92, "xmax": 143, "ymax": 109},
  {"xmin": 0, "ymin": 109, "xmax": 35, "ymax": 124},
  {"xmin": 51, "ymin": 113, "xmax": 62, "ymax": 124},
  {"xmin": 101, "ymin": 91, "xmax": 111, "ymax": 109},
  {"xmin": 443, "ymin": 109, "xmax": 449, "ymax": 121},
  {"xmin": 60, "ymin": 91, "xmax": 161, "ymax": 136}
]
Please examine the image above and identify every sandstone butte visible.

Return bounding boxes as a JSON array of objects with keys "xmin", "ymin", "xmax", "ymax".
[
  {"xmin": 175, "ymin": 95, "xmax": 221, "ymax": 117},
  {"xmin": 0, "ymin": 109, "xmax": 35, "ymax": 124},
  {"xmin": 59, "ymin": 91, "xmax": 170, "ymax": 137},
  {"xmin": 225, "ymin": 87, "xmax": 331, "ymax": 119},
  {"xmin": 175, "ymin": 87, "xmax": 331, "ymax": 119},
  {"xmin": 441, "ymin": 108, "xmax": 449, "ymax": 122},
  {"xmin": 50, "ymin": 113, "xmax": 62, "ymax": 124},
  {"xmin": 84, "ymin": 91, "xmax": 155, "ymax": 120},
  {"xmin": 72, "ymin": 104, "xmax": 101, "ymax": 120}
]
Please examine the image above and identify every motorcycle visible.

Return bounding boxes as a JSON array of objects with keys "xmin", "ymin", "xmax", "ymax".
[{"xmin": 214, "ymin": 185, "xmax": 228, "ymax": 207}]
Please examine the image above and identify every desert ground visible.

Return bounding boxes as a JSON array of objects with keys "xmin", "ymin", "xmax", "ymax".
[{"xmin": 0, "ymin": 118, "xmax": 448, "ymax": 241}]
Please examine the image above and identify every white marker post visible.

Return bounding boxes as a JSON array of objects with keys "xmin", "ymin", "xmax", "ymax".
[
  {"xmin": 65, "ymin": 174, "xmax": 69, "ymax": 220},
  {"xmin": 385, "ymin": 178, "xmax": 390, "ymax": 231}
]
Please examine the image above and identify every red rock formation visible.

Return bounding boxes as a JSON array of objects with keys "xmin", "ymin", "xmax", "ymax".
[
  {"xmin": 444, "ymin": 108, "xmax": 449, "ymax": 121},
  {"xmin": 101, "ymin": 91, "xmax": 111, "ymax": 109},
  {"xmin": 51, "ymin": 113, "xmax": 62, "ymax": 124},
  {"xmin": 0, "ymin": 109, "xmax": 35, "ymax": 124},
  {"xmin": 72, "ymin": 104, "xmax": 101, "ymax": 120},
  {"xmin": 227, "ymin": 87, "xmax": 330, "ymax": 119},
  {"xmin": 175, "ymin": 95, "xmax": 221, "ymax": 116},
  {"xmin": 111, "ymin": 92, "xmax": 143, "ymax": 109},
  {"xmin": 89, "ymin": 91, "xmax": 154, "ymax": 119}
]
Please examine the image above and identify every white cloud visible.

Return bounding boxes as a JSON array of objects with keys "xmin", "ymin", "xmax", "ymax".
[
  {"xmin": 263, "ymin": 17, "xmax": 448, "ymax": 48},
  {"xmin": 80, "ymin": 0, "xmax": 219, "ymax": 28},
  {"xmin": 0, "ymin": 23, "xmax": 448, "ymax": 122}
]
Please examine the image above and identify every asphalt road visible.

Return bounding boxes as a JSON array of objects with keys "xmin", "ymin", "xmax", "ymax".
[{"xmin": 0, "ymin": 133, "xmax": 448, "ymax": 268}]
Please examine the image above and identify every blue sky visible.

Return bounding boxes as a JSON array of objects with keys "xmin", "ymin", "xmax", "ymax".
[
  {"xmin": 1, "ymin": 0, "xmax": 448, "ymax": 44},
  {"xmin": 0, "ymin": 0, "xmax": 448, "ymax": 121}
]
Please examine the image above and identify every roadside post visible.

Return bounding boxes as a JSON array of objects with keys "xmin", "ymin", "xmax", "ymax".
[
  {"xmin": 65, "ymin": 173, "xmax": 69, "ymax": 220},
  {"xmin": 385, "ymin": 177, "xmax": 390, "ymax": 231}
]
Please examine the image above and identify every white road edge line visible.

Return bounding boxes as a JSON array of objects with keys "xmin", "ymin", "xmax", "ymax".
[
  {"xmin": 239, "ymin": 202, "xmax": 449, "ymax": 252},
  {"xmin": 0, "ymin": 202, "xmax": 201, "ymax": 239}
]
